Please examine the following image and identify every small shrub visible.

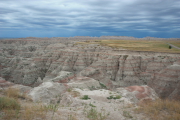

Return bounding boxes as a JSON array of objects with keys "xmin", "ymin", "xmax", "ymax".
[
  {"xmin": 67, "ymin": 88, "xmax": 72, "ymax": 92},
  {"xmin": 89, "ymin": 103, "xmax": 96, "ymax": 107},
  {"xmin": 123, "ymin": 111, "xmax": 133, "ymax": 118},
  {"xmin": 107, "ymin": 95, "xmax": 121, "ymax": 100},
  {"xmin": 0, "ymin": 97, "xmax": 20, "ymax": 110},
  {"xmin": 68, "ymin": 89, "xmax": 80, "ymax": 98},
  {"xmin": 89, "ymin": 86, "xmax": 96, "ymax": 90},
  {"xmin": 81, "ymin": 95, "xmax": 91, "ymax": 100},
  {"xmin": 99, "ymin": 82, "xmax": 107, "ymax": 89}
]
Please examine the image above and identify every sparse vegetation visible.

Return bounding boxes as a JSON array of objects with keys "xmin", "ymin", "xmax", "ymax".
[
  {"xmin": 107, "ymin": 95, "xmax": 121, "ymax": 99},
  {"xmin": 84, "ymin": 106, "xmax": 109, "ymax": 120},
  {"xmin": 81, "ymin": 95, "xmax": 91, "ymax": 100},
  {"xmin": 123, "ymin": 110, "xmax": 133, "ymax": 119},
  {"xmin": 89, "ymin": 103, "xmax": 96, "ymax": 107},
  {"xmin": 67, "ymin": 88, "xmax": 80, "ymax": 97},
  {"xmin": 135, "ymin": 99, "xmax": 180, "ymax": 120},
  {"xmin": 99, "ymin": 82, "xmax": 107, "ymax": 89},
  {"xmin": 4, "ymin": 88, "xmax": 26, "ymax": 99},
  {"xmin": 89, "ymin": 85, "xmax": 96, "ymax": 90},
  {"xmin": 0, "ymin": 97, "xmax": 20, "ymax": 110}
]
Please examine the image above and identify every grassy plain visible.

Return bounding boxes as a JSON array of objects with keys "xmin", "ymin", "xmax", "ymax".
[{"xmin": 77, "ymin": 40, "xmax": 180, "ymax": 53}]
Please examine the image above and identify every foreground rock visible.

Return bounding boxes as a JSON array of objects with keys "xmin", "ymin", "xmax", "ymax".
[
  {"xmin": 59, "ymin": 85, "xmax": 157, "ymax": 120},
  {"xmin": 28, "ymin": 82, "xmax": 66, "ymax": 103}
]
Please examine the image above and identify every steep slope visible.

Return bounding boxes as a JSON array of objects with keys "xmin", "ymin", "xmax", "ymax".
[{"xmin": 148, "ymin": 61, "xmax": 180, "ymax": 99}]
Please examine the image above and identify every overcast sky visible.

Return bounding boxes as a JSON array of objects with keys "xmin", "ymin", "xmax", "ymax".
[{"xmin": 0, "ymin": 0, "xmax": 180, "ymax": 38}]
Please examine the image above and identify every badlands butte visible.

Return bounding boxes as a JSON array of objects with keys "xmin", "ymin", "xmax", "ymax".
[{"xmin": 0, "ymin": 36, "xmax": 180, "ymax": 120}]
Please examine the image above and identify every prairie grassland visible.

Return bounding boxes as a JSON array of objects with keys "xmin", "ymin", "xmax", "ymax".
[{"xmin": 77, "ymin": 40, "xmax": 180, "ymax": 53}]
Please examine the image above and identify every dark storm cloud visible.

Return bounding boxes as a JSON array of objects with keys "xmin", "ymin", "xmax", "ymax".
[{"xmin": 0, "ymin": 0, "xmax": 180, "ymax": 37}]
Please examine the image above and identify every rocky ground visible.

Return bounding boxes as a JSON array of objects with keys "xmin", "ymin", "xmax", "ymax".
[{"xmin": 0, "ymin": 37, "xmax": 180, "ymax": 120}]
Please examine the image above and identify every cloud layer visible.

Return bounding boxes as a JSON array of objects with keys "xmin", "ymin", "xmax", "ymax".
[{"xmin": 0, "ymin": 0, "xmax": 180, "ymax": 38}]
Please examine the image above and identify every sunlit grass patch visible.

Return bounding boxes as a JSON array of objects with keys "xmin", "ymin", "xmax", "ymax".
[{"xmin": 76, "ymin": 40, "xmax": 180, "ymax": 53}]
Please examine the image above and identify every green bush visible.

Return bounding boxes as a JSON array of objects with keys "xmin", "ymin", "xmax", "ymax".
[
  {"xmin": 0, "ymin": 97, "xmax": 21, "ymax": 110},
  {"xmin": 107, "ymin": 95, "xmax": 121, "ymax": 100},
  {"xmin": 99, "ymin": 82, "xmax": 107, "ymax": 89},
  {"xmin": 81, "ymin": 95, "xmax": 91, "ymax": 100}
]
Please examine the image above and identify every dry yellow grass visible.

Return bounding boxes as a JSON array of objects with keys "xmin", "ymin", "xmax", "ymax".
[
  {"xmin": 136, "ymin": 99, "xmax": 180, "ymax": 120},
  {"xmin": 76, "ymin": 40, "xmax": 180, "ymax": 53},
  {"xmin": 4, "ymin": 88, "xmax": 21, "ymax": 99},
  {"xmin": 0, "ymin": 88, "xmax": 59, "ymax": 120},
  {"xmin": 20, "ymin": 104, "xmax": 48, "ymax": 120}
]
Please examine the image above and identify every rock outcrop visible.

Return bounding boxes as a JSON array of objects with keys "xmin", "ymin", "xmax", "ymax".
[
  {"xmin": 28, "ymin": 82, "xmax": 66, "ymax": 103},
  {"xmin": 116, "ymin": 85, "xmax": 158, "ymax": 104}
]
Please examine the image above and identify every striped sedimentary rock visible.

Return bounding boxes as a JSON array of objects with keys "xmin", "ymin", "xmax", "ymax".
[{"xmin": 148, "ymin": 62, "xmax": 180, "ymax": 100}]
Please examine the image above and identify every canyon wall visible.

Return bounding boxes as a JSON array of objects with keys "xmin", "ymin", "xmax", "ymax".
[{"xmin": 0, "ymin": 38, "xmax": 180, "ymax": 100}]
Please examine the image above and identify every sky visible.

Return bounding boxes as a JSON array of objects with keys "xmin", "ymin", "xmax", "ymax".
[{"xmin": 0, "ymin": 0, "xmax": 180, "ymax": 38}]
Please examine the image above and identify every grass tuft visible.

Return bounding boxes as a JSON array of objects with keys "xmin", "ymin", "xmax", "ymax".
[{"xmin": 85, "ymin": 107, "xmax": 109, "ymax": 120}]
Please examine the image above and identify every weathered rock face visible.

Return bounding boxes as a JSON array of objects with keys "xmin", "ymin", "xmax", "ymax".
[
  {"xmin": 67, "ymin": 77, "xmax": 101, "ymax": 90},
  {"xmin": 148, "ymin": 62, "xmax": 180, "ymax": 100},
  {"xmin": 28, "ymin": 82, "xmax": 66, "ymax": 103}
]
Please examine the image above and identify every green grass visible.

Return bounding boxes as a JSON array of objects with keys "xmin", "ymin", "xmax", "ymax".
[
  {"xmin": 99, "ymin": 82, "xmax": 107, "ymax": 89},
  {"xmin": 0, "ymin": 97, "xmax": 20, "ymax": 110}
]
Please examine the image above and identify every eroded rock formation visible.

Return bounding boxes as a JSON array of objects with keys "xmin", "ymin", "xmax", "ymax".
[{"xmin": 0, "ymin": 37, "xmax": 180, "ymax": 100}]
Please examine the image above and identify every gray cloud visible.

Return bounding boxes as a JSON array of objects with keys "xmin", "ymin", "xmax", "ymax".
[{"xmin": 0, "ymin": 0, "xmax": 180, "ymax": 37}]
